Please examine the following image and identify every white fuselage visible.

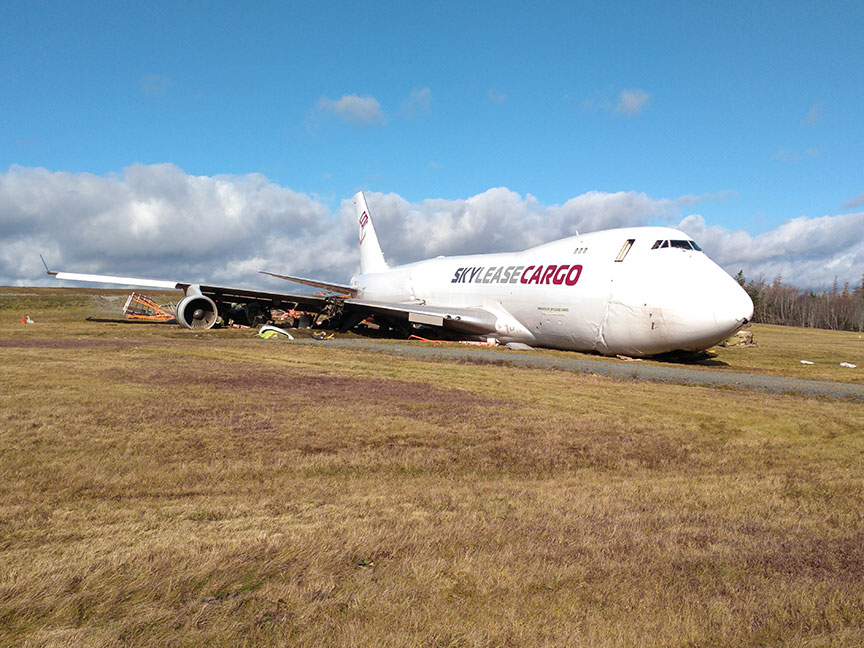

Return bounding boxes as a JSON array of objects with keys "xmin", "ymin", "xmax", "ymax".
[{"xmin": 351, "ymin": 226, "xmax": 753, "ymax": 356}]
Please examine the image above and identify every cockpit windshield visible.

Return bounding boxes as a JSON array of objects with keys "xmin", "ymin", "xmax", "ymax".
[{"xmin": 651, "ymin": 239, "xmax": 702, "ymax": 251}]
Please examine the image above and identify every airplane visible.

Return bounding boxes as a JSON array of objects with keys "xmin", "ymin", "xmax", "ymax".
[{"xmin": 47, "ymin": 191, "xmax": 753, "ymax": 357}]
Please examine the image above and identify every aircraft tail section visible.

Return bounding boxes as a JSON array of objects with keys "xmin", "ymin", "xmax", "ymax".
[{"xmin": 353, "ymin": 191, "xmax": 389, "ymax": 274}]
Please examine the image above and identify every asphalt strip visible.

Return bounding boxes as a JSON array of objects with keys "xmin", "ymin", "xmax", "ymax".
[{"xmin": 297, "ymin": 338, "xmax": 864, "ymax": 402}]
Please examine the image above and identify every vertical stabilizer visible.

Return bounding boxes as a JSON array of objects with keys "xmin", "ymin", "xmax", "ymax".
[{"xmin": 353, "ymin": 191, "xmax": 389, "ymax": 274}]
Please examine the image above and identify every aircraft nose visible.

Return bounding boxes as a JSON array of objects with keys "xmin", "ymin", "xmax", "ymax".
[
  {"xmin": 713, "ymin": 282, "xmax": 754, "ymax": 335},
  {"xmin": 641, "ymin": 262, "xmax": 755, "ymax": 352}
]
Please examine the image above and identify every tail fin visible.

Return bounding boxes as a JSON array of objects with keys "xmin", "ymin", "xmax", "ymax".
[{"xmin": 353, "ymin": 191, "xmax": 389, "ymax": 274}]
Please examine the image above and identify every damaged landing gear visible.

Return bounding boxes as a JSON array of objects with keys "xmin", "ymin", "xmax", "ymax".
[
  {"xmin": 243, "ymin": 301, "xmax": 270, "ymax": 327},
  {"xmin": 223, "ymin": 301, "xmax": 271, "ymax": 328}
]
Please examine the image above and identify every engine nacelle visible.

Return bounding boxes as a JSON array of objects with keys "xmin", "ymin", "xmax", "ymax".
[{"xmin": 176, "ymin": 294, "xmax": 218, "ymax": 329}]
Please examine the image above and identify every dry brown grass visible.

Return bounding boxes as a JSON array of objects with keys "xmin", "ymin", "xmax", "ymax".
[{"xmin": 1, "ymin": 289, "xmax": 864, "ymax": 646}]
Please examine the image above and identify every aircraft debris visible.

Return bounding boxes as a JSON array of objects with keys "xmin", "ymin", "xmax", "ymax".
[
  {"xmin": 616, "ymin": 354, "xmax": 643, "ymax": 362},
  {"xmin": 312, "ymin": 331, "xmax": 335, "ymax": 340},
  {"xmin": 720, "ymin": 330, "xmax": 755, "ymax": 347},
  {"xmin": 123, "ymin": 293, "xmax": 176, "ymax": 322},
  {"xmin": 257, "ymin": 325, "xmax": 294, "ymax": 340},
  {"xmin": 800, "ymin": 360, "xmax": 815, "ymax": 365},
  {"xmin": 840, "ymin": 362, "xmax": 857, "ymax": 368},
  {"xmin": 409, "ymin": 334, "xmax": 444, "ymax": 343},
  {"xmin": 21, "ymin": 315, "xmax": 34, "ymax": 324},
  {"xmin": 505, "ymin": 342, "xmax": 534, "ymax": 350},
  {"xmin": 459, "ymin": 338, "xmax": 499, "ymax": 347}
]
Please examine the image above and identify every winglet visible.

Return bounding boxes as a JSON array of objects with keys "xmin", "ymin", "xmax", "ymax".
[
  {"xmin": 40, "ymin": 254, "xmax": 57, "ymax": 276},
  {"xmin": 353, "ymin": 191, "xmax": 389, "ymax": 274}
]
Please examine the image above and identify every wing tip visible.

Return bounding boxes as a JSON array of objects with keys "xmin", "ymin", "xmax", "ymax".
[{"xmin": 40, "ymin": 254, "xmax": 57, "ymax": 275}]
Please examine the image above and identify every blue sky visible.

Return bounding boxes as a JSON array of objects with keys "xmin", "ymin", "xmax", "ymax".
[{"xmin": 2, "ymin": 1, "xmax": 863, "ymax": 288}]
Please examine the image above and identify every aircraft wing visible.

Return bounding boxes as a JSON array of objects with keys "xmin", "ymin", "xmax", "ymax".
[
  {"xmin": 51, "ymin": 271, "xmax": 183, "ymax": 291},
  {"xmin": 48, "ymin": 269, "xmax": 499, "ymax": 335},
  {"xmin": 343, "ymin": 298, "xmax": 499, "ymax": 336},
  {"xmin": 49, "ymin": 270, "xmax": 334, "ymax": 312}
]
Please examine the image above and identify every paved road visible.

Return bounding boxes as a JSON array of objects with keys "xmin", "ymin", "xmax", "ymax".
[{"xmin": 298, "ymin": 338, "xmax": 864, "ymax": 402}]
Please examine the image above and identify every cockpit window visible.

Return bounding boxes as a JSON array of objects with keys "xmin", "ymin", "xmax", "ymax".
[{"xmin": 651, "ymin": 239, "xmax": 702, "ymax": 251}]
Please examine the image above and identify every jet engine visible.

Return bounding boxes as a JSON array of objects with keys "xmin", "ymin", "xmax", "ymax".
[{"xmin": 176, "ymin": 294, "xmax": 219, "ymax": 329}]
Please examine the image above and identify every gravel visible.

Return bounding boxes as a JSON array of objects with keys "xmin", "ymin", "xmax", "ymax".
[{"xmin": 298, "ymin": 338, "xmax": 864, "ymax": 401}]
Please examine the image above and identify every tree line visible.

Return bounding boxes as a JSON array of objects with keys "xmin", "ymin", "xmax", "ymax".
[{"xmin": 734, "ymin": 271, "xmax": 864, "ymax": 332}]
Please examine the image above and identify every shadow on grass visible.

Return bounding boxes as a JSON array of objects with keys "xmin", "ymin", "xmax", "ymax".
[
  {"xmin": 85, "ymin": 317, "xmax": 175, "ymax": 325},
  {"xmin": 650, "ymin": 350, "xmax": 730, "ymax": 367}
]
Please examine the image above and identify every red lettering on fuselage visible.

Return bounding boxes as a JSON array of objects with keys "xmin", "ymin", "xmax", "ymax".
[
  {"xmin": 452, "ymin": 263, "xmax": 583, "ymax": 286},
  {"xmin": 553, "ymin": 265, "xmax": 568, "ymax": 285}
]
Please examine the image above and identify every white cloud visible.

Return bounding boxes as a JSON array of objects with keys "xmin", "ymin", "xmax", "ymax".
[
  {"xmin": 802, "ymin": 103, "xmax": 822, "ymax": 126},
  {"xmin": 316, "ymin": 94, "xmax": 385, "ymax": 127},
  {"xmin": 581, "ymin": 89, "xmax": 651, "ymax": 116},
  {"xmin": 2, "ymin": 164, "xmax": 861, "ymax": 291},
  {"xmin": 0, "ymin": 164, "xmax": 337, "ymax": 287},
  {"xmin": 615, "ymin": 89, "xmax": 651, "ymax": 115},
  {"xmin": 671, "ymin": 190, "xmax": 737, "ymax": 207},
  {"xmin": 842, "ymin": 192, "xmax": 864, "ymax": 211},
  {"xmin": 401, "ymin": 87, "xmax": 432, "ymax": 117},
  {"xmin": 677, "ymin": 212, "xmax": 864, "ymax": 288}
]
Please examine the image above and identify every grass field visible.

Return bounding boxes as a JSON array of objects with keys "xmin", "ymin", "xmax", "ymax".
[{"xmin": 2, "ymin": 288, "xmax": 864, "ymax": 647}]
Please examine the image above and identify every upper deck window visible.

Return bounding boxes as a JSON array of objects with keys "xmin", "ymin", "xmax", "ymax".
[{"xmin": 615, "ymin": 239, "xmax": 635, "ymax": 262}]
